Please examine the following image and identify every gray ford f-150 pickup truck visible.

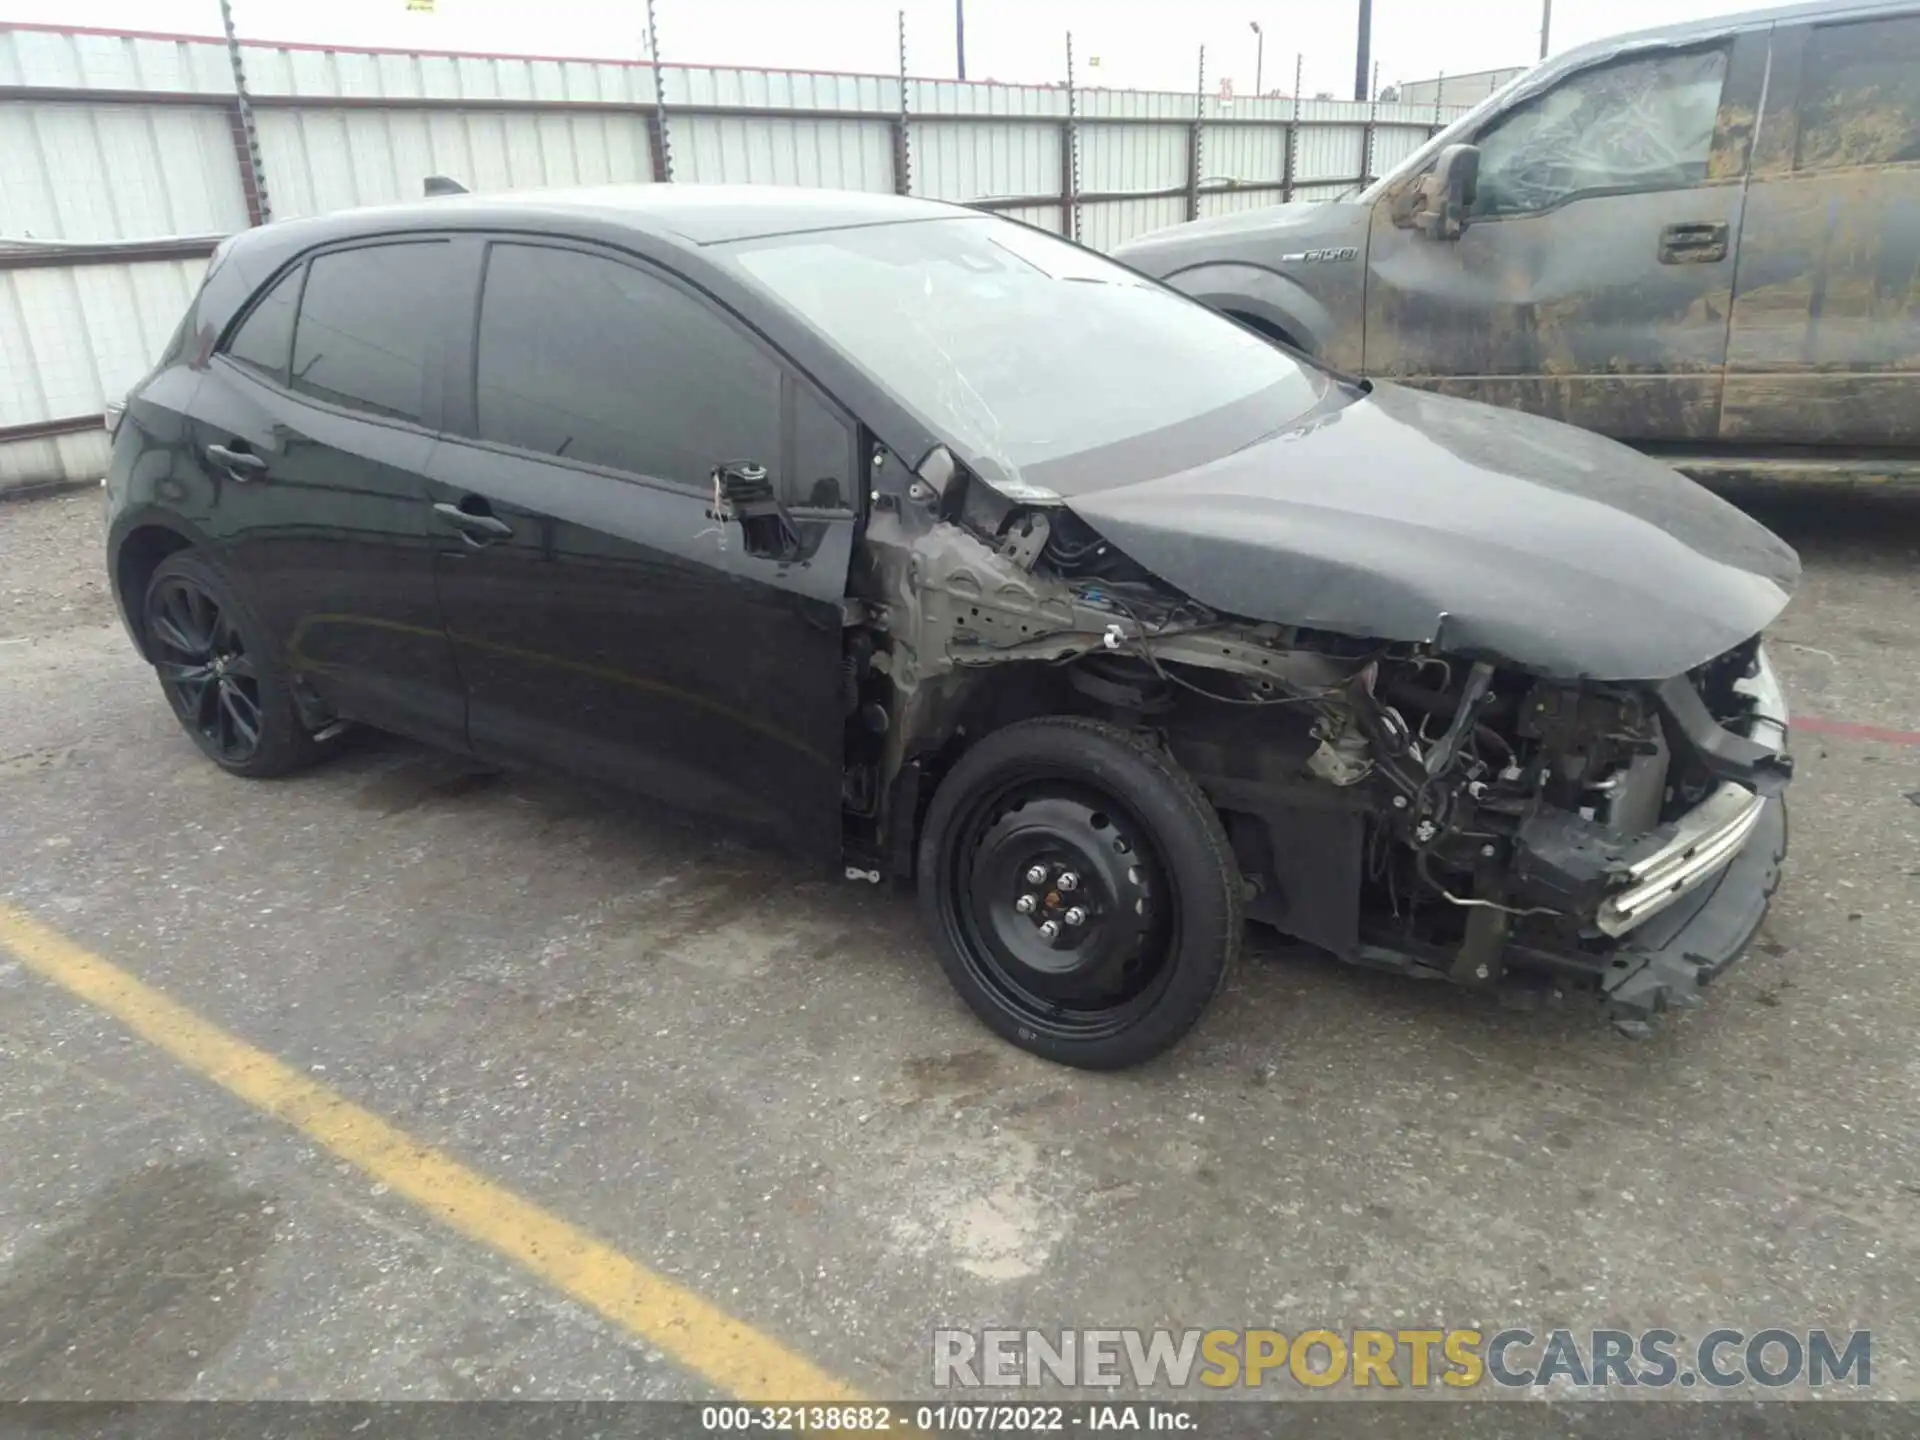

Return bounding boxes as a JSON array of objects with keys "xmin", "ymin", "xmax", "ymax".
[{"xmin": 1116, "ymin": 0, "xmax": 1920, "ymax": 488}]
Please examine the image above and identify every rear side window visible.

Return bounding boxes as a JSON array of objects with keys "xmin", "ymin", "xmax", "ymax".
[
  {"xmin": 224, "ymin": 267, "xmax": 302, "ymax": 383},
  {"xmin": 291, "ymin": 242, "xmax": 447, "ymax": 423},
  {"xmin": 1471, "ymin": 47, "xmax": 1729, "ymax": 215},
  {"xmin": 1796, "ymin": 17, "xmax": 1920, "ymax": 171},
  {"xmin": 474, "ymin": 242, "xmax": 781, "ymax": 491}
]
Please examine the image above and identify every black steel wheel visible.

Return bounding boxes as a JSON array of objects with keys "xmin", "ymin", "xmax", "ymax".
[
  {"xmin": 142, "ymin": 550, "xmax": 326, "ymax": 777},
  {"xmin": 918, "ymin": 717, "xmax": 1242, "ymax": 1069}
]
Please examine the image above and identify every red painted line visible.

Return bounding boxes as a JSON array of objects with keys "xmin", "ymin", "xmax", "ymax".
[{"xmin": 1792, "ymin": 716, "xmax": 1920, "ymax": 746}]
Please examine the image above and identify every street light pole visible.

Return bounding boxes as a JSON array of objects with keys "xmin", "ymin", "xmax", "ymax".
[
  {"xmin": 956, "ymin": 0, "xmax": 967, "ymax": 80},
  {"xmin": 1249, "ymin": 21, "xmax": 1263, "ymax": 96},
  {"xmin": 1354, "ymin": 0, "xmax": 1372, "ymax": 102},
  {"xmin": 1539, "ymin": 0, "xmax": 1553, "ymax": 59}
]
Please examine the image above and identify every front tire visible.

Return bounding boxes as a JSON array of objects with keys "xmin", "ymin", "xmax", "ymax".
[
  {"xmin": 143, "ymin": 549, "xmax": 326, "ymax": 778},
  {"xmin": 917, "ymin": 717, "xmax": 1242, "ymax": 1070}
]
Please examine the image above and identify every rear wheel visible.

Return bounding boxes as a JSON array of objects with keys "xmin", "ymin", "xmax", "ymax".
[
  {"xmin": 143, "ymin": 550, "xmax": 327, "ymax": 778},
  {"xmin": 917, "ymin": 717, "xmax": 1242, "ymax": 1069}
]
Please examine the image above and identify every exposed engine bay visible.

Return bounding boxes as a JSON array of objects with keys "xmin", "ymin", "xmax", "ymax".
[{"xmin": 844, "ymin": 445, "xmax": 1792, "ymax": 1035}]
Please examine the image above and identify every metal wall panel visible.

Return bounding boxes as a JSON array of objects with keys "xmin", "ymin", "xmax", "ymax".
[
  {"xmin": 1078, "ymin": 123, "xmax": 1183, "ymax": 195},
  {"xmin": 1294, "ymin": 123, "xmax": 1366, "ymax": 183},
  {"xmin": 255, "ymin": 105, "xmax": 654, "ymax": 217},
  {"xmin": 1199, "ymin": 123, "xmax": 1287, "ymax": 187},
  {"xmin": 911, "ymin": 119, "xmax": 1060, "ymax": 203},
  {"xmin": 995, "ymin": 202, "xmax": 1065, "ymax": 234},
  {"xmin": 1291, "ymin": 181, "xmax": 1358, "ymax": 202},
  {"xmin": 1078, "ymin": 90, "xmax": 1195, "ymax": 120},
  {"xmin": 0, "ymin": 27, "xmax": 232, "ymax": 92},
  {"xmin": 669, "ymin": 66, "xmax": 890, "ymax": 112},
  {"xmin": 907, "ymin": 79, "xmax": 1066, "ymax": 116},
  {"xmin": 1079, "ymin": 194, "xmax": 1185, "ymax": 252},
  {"xmin": 0, "ymin": 258, "xmax": 204, "ymax": 426},
  {"xmin": 0, "ymin": 101, "xmax": 248, "ymax": 241},
  {"xmin": 239, "ymin": 43, "xmax": 653, "ymax": 103},
  {"xmin": 1370, "ymin": 125, "xmax": 1433, "ymax": 177},
  {"xmin": 672, "ymin": 114, "xmax": 893, "ymax": 191},
  {"xmin": 0, "ymin": 428, "xmax": 108, "ymax": 492},
  {"xmin": 1197, "ymin": 189, "xmax": 1289, "ymax": 219}
]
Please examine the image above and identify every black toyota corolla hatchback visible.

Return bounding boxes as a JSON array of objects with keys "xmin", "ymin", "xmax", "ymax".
[{"xmin": 106, "ymin": 184, "xmax": 1795, "ymax": 1068}]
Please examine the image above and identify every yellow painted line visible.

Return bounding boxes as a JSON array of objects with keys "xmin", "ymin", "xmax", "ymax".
[{"xmin": 0, "ymin": 900, "xmax": 859, "ymax": 1403}]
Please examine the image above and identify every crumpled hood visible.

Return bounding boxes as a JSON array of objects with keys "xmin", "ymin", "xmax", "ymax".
[{"xmin": 1064, "ymin": 383, "xmax": 1799, "ymax": 682}]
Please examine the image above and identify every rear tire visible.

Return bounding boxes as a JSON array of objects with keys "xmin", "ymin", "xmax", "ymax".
[
  {"xmin": 917, "ymin": 717, "xmax": 1242, "ymax": 1070},
  {"xmin": 143, "ymin": 549, "xmax": 328, "ymax": 778}
]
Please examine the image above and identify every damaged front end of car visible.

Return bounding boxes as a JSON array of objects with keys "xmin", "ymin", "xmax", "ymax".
[{"xmin": 845, "ymin": 437, "xmax": 1792, "ymax": 1037}]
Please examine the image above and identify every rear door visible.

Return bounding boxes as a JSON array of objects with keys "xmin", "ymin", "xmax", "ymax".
[
  {"xmin": 427, "ymin": 237, "xmax": 858, "ymax": 861},
  {"xmin": 1722, "ymin": 9, "xmax": 1920, "ymax": 445},
  {"xmin": 1361, "ymin": 30, "xmax": 1768, "ymax": 441},
  {"xmin": 190, "ymin": 239, "xmax": 466, "ymax": 750}
]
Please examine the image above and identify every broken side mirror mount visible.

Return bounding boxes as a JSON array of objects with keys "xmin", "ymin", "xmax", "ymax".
[
  {"xmin": 910, "ymin": 444, "xmax": 959, "ymax": 508},
  {"xmin": 709, "ymin": 460, "xmax": 801, "ymax": 562},
  {"xmin": 1406, "ymin": 143, "xmax": 1480, "ymax": 240}
]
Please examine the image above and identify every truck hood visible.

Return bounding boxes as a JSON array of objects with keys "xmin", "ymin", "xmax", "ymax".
[
  {"xmin": 1118, "ymin": 199, "xmax": 1372, "ymax": 268},
  {"xmin": 1062, "ymin": 382, "xmax": 1799, "ymax": 682}
]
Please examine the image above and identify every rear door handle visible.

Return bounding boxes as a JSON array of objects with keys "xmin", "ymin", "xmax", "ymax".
[
  {"xmin": 433, "ymin": 499, "xmax": 514, "ymax": 547},
  {"xmin": 206, "ymin": 443, "xmax": 266, "ymax": 481},
  {"xmin": 1658, "ymin": 221, "xmax": 1729, "ymax": 264}
]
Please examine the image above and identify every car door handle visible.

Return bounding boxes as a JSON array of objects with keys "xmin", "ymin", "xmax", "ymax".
[
  {"xmin": 433, "ymin": 500, "xmax": 514, "ymax": 547},
  {"xmin": 206, "ymin": 443, "xmax": 266, "ymax": 481},
  {"xmin": 1658, "ymin": 221, "xmax": 1729, "ymax": 264}
]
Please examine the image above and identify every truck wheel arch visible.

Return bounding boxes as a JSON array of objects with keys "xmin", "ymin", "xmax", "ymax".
[{"xmin": 1156, "ymin": 262, "xmax": 1330, "ymax": 362}]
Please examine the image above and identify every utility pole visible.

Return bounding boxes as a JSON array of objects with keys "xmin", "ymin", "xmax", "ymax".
[
  {"xmin": 956, "ymin": 0, "xmax": 967, "ymax": 80},
  {"xmin": 1539, "ymin": 0, "xmax": 1553, "ymax": 58},
  {"xmin": 1354, "ymin": 0, "xmax": 1372, "ymax": 102},
  {"xmin": 1249, "ymin": 20, "xmax": 1263, "ymax": 97}
]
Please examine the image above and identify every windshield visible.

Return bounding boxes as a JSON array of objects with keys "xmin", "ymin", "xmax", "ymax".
[{"xmin": 726, "ymin": 216, "xmax": 1329, "ymax": 496}]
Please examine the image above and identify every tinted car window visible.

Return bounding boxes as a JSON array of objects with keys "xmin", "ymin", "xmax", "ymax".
[
  {"xmin": 224, "ymin": 266, "xmax": 302, "ymax": 382},
  {"xmin": 290, "ymin": 242, "xmax": 447, "ymax": 423},
  {"xmin": 1472, "ymin": 47, "xmax": 1729, "ymax": 216},
  {"xmin": 1797, "ymin": 17, "xmax": 1920, "ymax": 171},
  {"xmin": 476, "ymin": 243, "xmax": 781, "ymax": 491},
  {"xmin": 789, "ymin": 383, "xmax": 853, "ymax": 510}
]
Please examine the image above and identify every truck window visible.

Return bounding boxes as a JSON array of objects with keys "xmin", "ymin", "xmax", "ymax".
[
  {"xmin": 1796, "ymin": 16, "xmax": 1920, "ymax": 171},
  {"xmin": 1472, "ymin": 47, "xmax": 1729, "ymax": 216}
]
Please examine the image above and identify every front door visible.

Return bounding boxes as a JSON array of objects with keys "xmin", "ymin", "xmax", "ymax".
[
  {"xmin": 1362, "ymin": 30, "xmax": 1769, "ymax": 442},
  {"xmin": 189, "ymin": 240, "xmax": 466, "ymax": 750},
  {"xmin": 428, "ymin": 238, "xmax": 858, "ymax": 861},
  {"xmin": 1722, "ymin": 11, "xmax": 1920, "ymax": 446}
]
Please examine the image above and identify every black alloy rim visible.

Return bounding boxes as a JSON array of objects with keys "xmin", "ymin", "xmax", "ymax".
[
  {"xmin": 148, "ymin": 577, "xmax": 264, "ymax": 764},
  {"xmin": 940, "ymin": 776, "xmax": 1178, "ymax": 1041}
]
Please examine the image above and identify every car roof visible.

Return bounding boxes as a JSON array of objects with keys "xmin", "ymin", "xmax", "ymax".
[
  {"xmin": 231, "ymin": 183, "xmax": 966, "ymax": 254},
  {"xmin": 1553, "ymin": 0, "xmax": 1915, "ymax": 62}
]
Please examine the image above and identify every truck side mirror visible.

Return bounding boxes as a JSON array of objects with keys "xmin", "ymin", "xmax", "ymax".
[{"xmin": 1406, "ymin": 144, "xmax": 1480, "ymax": 240}]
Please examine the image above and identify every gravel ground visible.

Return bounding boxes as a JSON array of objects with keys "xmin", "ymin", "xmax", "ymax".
[{"xmin": 0, "ymin": 489, "xmax": 113, "ymax": 641}]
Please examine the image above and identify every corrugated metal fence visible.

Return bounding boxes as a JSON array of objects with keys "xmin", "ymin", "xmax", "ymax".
[{"xmin": 0, "ymin": 22, "xmax": 1468, "ymax": 492}]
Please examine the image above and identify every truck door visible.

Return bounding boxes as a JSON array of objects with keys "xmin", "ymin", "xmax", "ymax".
[
  {"xmin": 1362, "ymin": 30, "xmax": 1770, "ymax": 442},
  {"xmin": 1722, "ymin": 12, "xmax": 1920, "ymax": 446}
]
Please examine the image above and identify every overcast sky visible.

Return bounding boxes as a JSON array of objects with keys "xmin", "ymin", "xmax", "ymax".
[{"xmin": 4, "ymin": 0, "xmax": 1764, "ymax": 96}]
